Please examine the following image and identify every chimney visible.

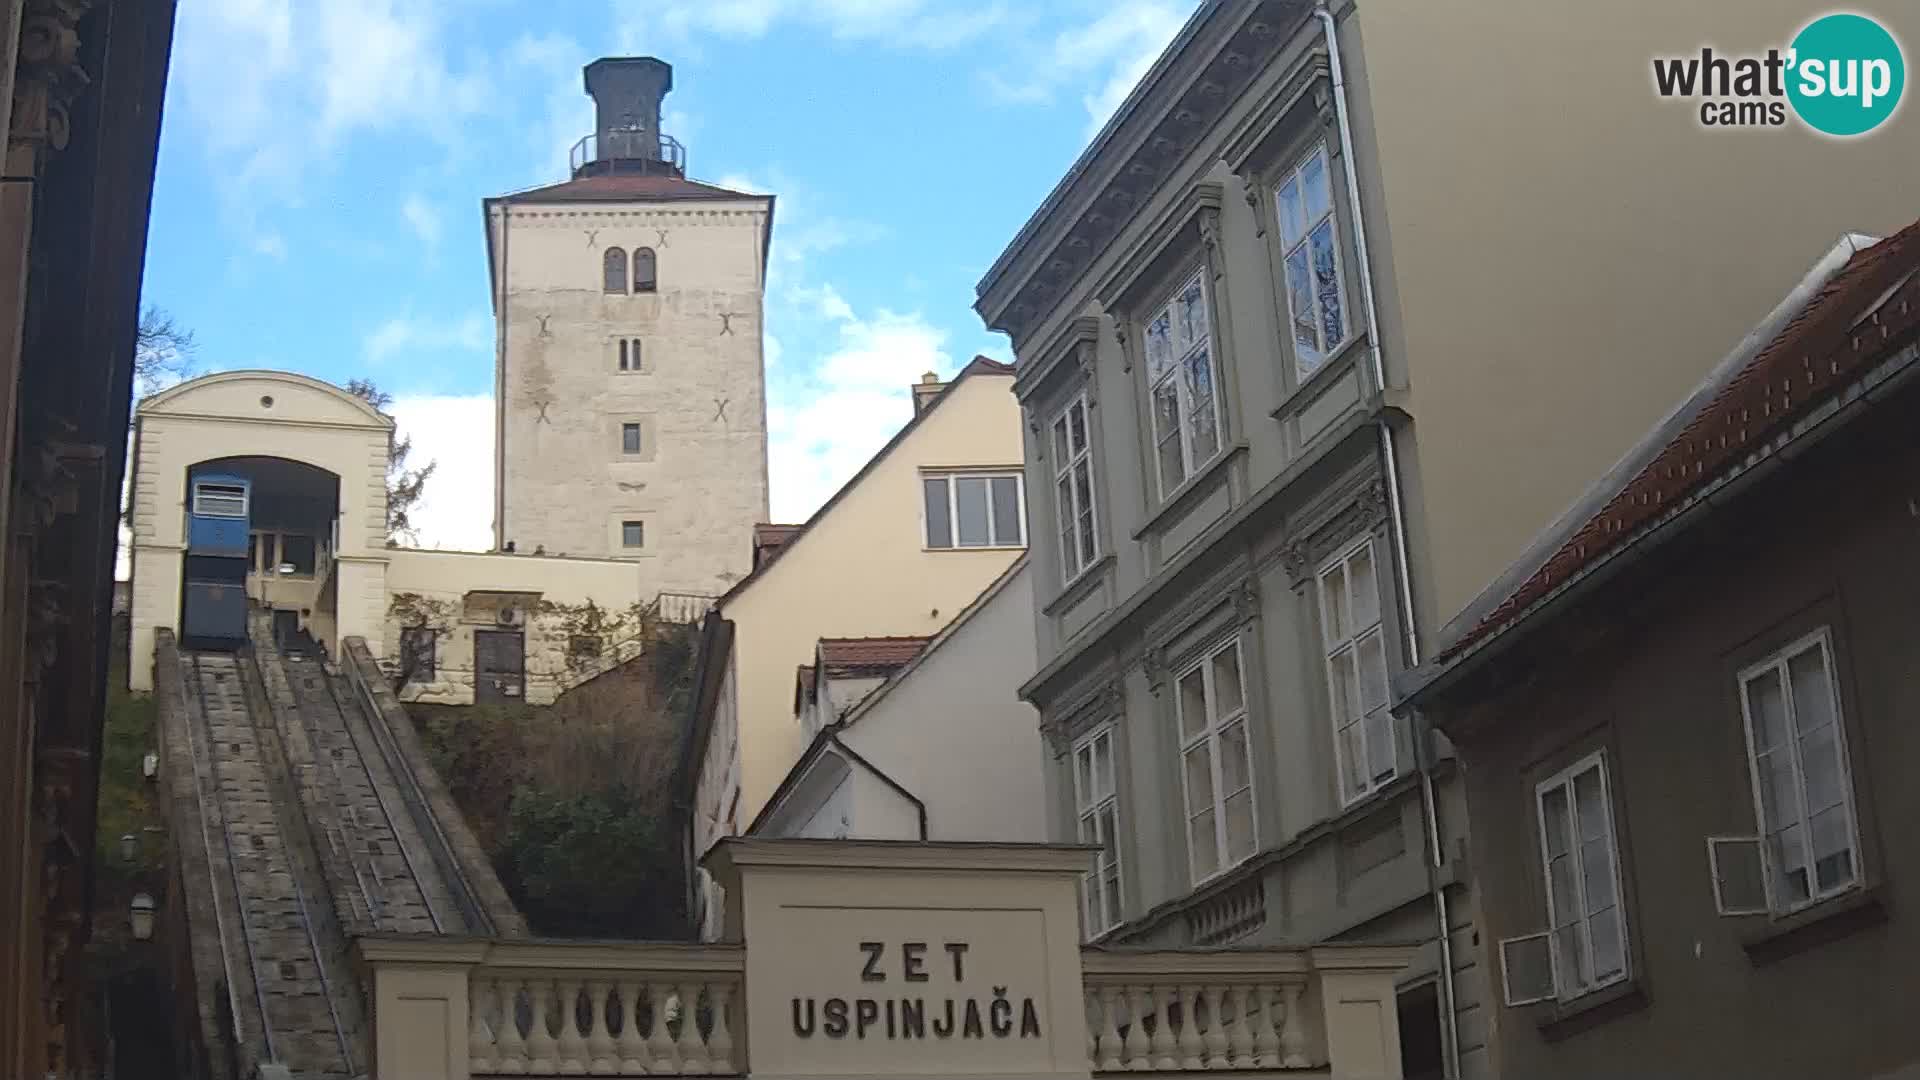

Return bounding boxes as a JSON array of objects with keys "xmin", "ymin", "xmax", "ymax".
[
  {"xmin": 576, "ymin": 57, "xmax": 681, "ymax": 177},
  {"xmin": 911, "ymin": 371, "xmax": 945, "ymax": 416}
]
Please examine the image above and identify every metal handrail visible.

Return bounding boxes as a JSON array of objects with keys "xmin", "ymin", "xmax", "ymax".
[{"xmin": 570, "ymin": 128, "xmax": 686, "ymax": 174}]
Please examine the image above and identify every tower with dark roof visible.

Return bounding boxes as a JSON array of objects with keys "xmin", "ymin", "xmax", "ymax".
[{"xmin": 483, "ymin": 57, "xmax": 772, "ymax": 594}]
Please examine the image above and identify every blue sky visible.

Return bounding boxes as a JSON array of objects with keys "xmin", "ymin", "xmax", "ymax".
[{"xmin": 145, "ymin": 0, "xmax": 1193, "ymax": 549}]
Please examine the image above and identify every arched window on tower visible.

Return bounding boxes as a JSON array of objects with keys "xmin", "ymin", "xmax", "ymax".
[
  {"xmin": 603, "ymin": 247, "xmax": 628, "ymax": 294},
  {"xmin": 634, "ymin": 247, "xmax": 657, "ymax": 293}
]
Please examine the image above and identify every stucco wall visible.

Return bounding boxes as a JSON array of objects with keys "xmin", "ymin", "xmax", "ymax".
[
  {"xmin": 381, "ymin": 547, "xmax": 647, "ymax": 706},
  {"xmin": 492, "ymin": 197, "xmax": 771, "ymax": 596},
  {"xmin": 1439, "ymin": 383, "xmax": 1920, "ymax": 1080},
  {"xmin": 128, "ymin": 371, "xmax": 391, "ymax": 689},
  {"xmin": 840, "ymin": 564, "xmax": 1047, "ymax": 843},
  {"xmin": 715, "ymin": 372, "xmax": 1026, "ymax": 828},
  {"xmin": 1347, "ymin": 0, "xmax": 1920, "ymax": 629}
]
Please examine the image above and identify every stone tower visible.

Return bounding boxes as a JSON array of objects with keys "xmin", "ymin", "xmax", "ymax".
[{"xmin": 485, "ymin": 57, "xmax": 772, "ymax": 595}]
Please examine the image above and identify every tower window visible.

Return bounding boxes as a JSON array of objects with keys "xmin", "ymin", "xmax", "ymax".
[
  {"xmin": 621, "ymin": 422, "xmax": 642, "ymax": 454},
  {"xmin": 603, "ymin": 247, "xmax": 628, "ymax": 294},
  {"xmin": 634, "ymin": 247, "xmax": 657, "ymax": 293},
  {"xmin": 622, "ymin": 520, "xmax": 645, "ymax": 549},
  {"xmin": 619, "ymin": 338, "xmax": 642, "ymax": 372}
]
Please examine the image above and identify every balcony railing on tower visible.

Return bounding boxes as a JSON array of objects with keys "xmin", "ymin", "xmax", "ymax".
[{"xmin": 571, "ymin": 128, "xmax": 686, "ymax": 178}]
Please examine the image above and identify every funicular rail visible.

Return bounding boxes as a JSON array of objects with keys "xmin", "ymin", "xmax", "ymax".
[{"xmin": 184, "ymin": 650, "xmax": 359, "ymax": 1078}]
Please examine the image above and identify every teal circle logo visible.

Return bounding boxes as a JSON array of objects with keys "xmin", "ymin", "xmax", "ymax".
[{"xmin": 1787, "ymin": 13, "xmax": 1905, "ymax": 136}]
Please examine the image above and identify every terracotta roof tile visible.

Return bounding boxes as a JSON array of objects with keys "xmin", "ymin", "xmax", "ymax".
[
  {"xmin": 817, "ymin": 636, "xmax": 933, "ymax": 673},
  {"xmin": 496, "ymin": 173, "xmax": 761, "ymax": 204},
  {"xmin": 1439, "ymin": 218, "xmax": 1920, "ymax": 662}
]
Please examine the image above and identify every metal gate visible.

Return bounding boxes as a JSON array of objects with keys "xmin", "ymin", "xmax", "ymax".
[{"xmin": 472, "ymin": 629, "xmax": 525, "ymax": 704}]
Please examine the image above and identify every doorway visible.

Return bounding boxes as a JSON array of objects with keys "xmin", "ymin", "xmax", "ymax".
[{"xmin": 473, "ymin": 629, "xmax": 525, "ymax": 704}]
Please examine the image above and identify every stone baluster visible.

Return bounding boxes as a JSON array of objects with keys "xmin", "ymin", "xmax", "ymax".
[
  {"xmin": 708, "ymin": 982, "xmax": 736, "ymax": 1073},
  {"xmin": 677, "ymin": 981, "xmax": 711, "ymax": 1074},
  {"xmin": 1122, "ymin": 985, "xmax": 1151, "ymax": 1070},
  {"xmin": 1095, "ymin": 985, "xmax": 1123, "ymax": 1072},
  {"xmin": 556, "ymin": 977, "xmax": 588, "ymax": 1073},
  {"xmin": 1149, "ymin": 985, "xmax": 1178, "ymax": 1070},
  {"xmin": 495, "ymin": 976, "xmax": 530, "ymax": 1074},
  {"xmin": 526, "ymin": 979, "xmax": 560, "ymax": 1073},
  {"xmin": 1204, "ymin": 985, "xmax": 1233, "ymax": 1068},
  {"xmin": 1279, "ymin": 983, "xmax": 1309, "ymax": 1068},
  {"xmin": 1249, "ymin": 984, "xmax": 1280, "ymax": 1068},
  {"xmin": 615, "ymin": 979, "xmax": 648, "ymax": 1074},
  {"xmin": 470, "ymin": 976, "xmax": 498, "ymax": 1074},
  {"xmin": 647, "ymin": 981, "xmax": 679, "ymax": 1074},
  {"xmin": 1221, "ymin": 983, "xmax": 1251, "ymax": 1068},
  {"xmin": 1176, "ymin": 985, "xmax": 1204, "ymax": 1070},
  {"xmin": 586, "ymin": 979, "xmax": 617, "ymax": 1074}
]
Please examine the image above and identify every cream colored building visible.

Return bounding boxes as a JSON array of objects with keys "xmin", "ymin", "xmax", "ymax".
[
  {"xmin": 683, "ymin": 359, "xmax": 1026, "ymax": 939},
  {"xmin": 751, "ymin": 558, "xmax": 1047, "ymax": 846},
  {"xmin": 973, "ymin": 3, "xmax": 1920, "ymax": 1079},
  {"xmin": 488, "ymin": 56, "xmax": 771, "ymax": 595},
  {"xmin": 127, "ymin": 369, "xmax": 665, "ymax": 705}
]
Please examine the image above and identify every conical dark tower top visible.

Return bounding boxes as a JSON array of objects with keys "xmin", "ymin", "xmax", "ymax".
[{"xmin": 571, "ymin": 56, "xmax": 685, "ymax": 178}]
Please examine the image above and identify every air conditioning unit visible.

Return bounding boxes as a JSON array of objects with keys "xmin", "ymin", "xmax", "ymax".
[{"xmin": 497, "ymin": 606, "xmax": 522, "ymax": 628}]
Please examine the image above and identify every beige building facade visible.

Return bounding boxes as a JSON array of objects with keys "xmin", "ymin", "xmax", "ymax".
[
  {"xmin": 975, "ymin": 3, "xmax": 1920, "ymax": 1078},
  {"xmin": 488, "ymin": 57, "xmax": 771, "ymax": 596},
  {"xmin": 684, "ymin": 361, "xmax": 1027, "ymax": 939}
]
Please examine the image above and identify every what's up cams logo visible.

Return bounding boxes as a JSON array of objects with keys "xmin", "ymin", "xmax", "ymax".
[{"xmin": 1652, "ymin": 12, "xmax": 1905, "ymax": 136}]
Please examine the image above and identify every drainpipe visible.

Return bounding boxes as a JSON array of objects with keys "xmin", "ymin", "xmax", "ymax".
[{"xmin": 1313, "ymin": 4, "xmax": 1461, "ymax": 1078}]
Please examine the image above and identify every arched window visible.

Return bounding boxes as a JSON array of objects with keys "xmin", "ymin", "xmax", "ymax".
[
  {"xmin": 634, "ymin": 247, "xmax": 657, "ymax": 293},
  {"xmin": 603, "ymin": 247, "xmax": 628, "ymax": 294}
]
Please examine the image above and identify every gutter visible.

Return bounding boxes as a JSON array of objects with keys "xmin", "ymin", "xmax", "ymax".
[{"xmin": 1313, "ymin": 6, "xmax": 1459, "ymax": 1077}]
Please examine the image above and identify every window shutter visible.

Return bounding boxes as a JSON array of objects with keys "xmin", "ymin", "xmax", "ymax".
[
  {"xmin": 1707, "ymin": 836, "xmax": 1769, "ymax": 916},
  {"xmin": 1498, "ymin": 931, "xmax": 1555, "ymax": 1006}
]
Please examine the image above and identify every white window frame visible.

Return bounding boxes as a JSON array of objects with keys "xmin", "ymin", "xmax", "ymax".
[
  {"xmin": 1143, "ymin": 268, "xmax": 1224, "ymax": 499},
  {"xmin": 192, "ymin": 481, "xmax": 249, "ymax": 519},
  {"xmin": 1173, "ymin": 637, "xmax": 1258, "ymax": 885},
  {"xmin": 1532, "ymin": 751, "xmax": 1630, "ymax": 1002},
  {"xmin": 922, "ymin": 471, "xmax": 1027, "ymax": 550},
  {"xmin": 1072, "ymin": 726, "xmax": 1123, "ymax": 937},
  {"xmin": 1273, "ymin": 142, "xmax": 1352, "ymax": 379},
  {"xmin": 1050, "ymin": 393, "xmax": 1099, "ymax": 583},
  {"xmin": 617, "ymin": 337, "xmax": 643, "ymax": 372},
  {"xmin": 1735, "ymin": 628, "xmax": 1862, "ymax": 916},
  {"xmin": 620, "ymin": 520, "xmax": 645, "ymax": 549},
  {"xmin": 1317, "ymin": 537, "xmax": 1395, "ymax": 805}
]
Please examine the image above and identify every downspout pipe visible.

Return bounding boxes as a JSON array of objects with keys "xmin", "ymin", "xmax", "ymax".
[{"xmin": 1314, "ymin": 5, "xmax": 1461, "ymax": 1078}]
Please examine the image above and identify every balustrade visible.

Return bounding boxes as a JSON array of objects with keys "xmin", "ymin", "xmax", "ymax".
[{"xmin": 1080, "ymin": 951, "xmax": 1313, "ymax": 1073}]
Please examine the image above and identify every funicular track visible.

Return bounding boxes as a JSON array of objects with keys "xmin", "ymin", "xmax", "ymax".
[{"xmin": 182, "ymin": 650, "xmax": 360, "ymax": 1079}]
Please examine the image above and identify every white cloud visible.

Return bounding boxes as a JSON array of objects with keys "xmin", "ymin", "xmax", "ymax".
[
  {"xmin": 364, "ymin": 311, "xmax": 492, "ymax": 364},
  {"xmin": 983, "ymin": 1, "xmax": 1189, "ymax": 136},
  {"xmin": 255, "ymin": 231, "xmax": 288, "ymax": 260},
  {"xmin": 767, "ymin": 306, "xmax": 956, "ymax": 522},
  {"xmin": 388, "ymin": 393, "xmax": 496, "ymax": 551},
  {"xmin": 401, "ymin": 194, "xmax": 443, "ymax": 254}
]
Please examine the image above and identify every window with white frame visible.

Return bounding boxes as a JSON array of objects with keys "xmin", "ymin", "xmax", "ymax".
[
  {"xmin": 1318, "ymin": 539, "xmax": 1393, "ymax": 803},
  {"xmin": 1275, "ymin": 144, "xmax": 1349, "ymax": 378},
  {"xmin": 923, "ymin": 472, "xmax": 1025, "ymax": 549},
  {"xmin": 1073, "ymin": 726, "xmax": 1123, "ymax": 936},
  {"xmin": 1143, "ymin": 269, "xmax": 1222, "ymax": 498},
  {"xmin": 1175, "ymin": 638, "xmax": 1256, "ymax": 883},
  {"xmin": 1051, "ymin": 394, "xmax": 1099, "ymax": 581},
  {"xmin": 1503, "ymin": 753, "xmax": 1629, "ymax": 1005},
  {"xmin": 1736, "ymin": 629, "xmax": 1860, "ymax": 914}
]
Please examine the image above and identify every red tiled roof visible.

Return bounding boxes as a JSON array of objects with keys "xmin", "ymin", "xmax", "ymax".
[
  {"xmin": 818, "ymin": 636, "xmax": 933, "ymax": 673},
  {"xmin": 754, "ymin": 523, "xmax": 801, "ymax": 549},
  {"xmin": 495, "ymin": 173, "xmax": 762, "ymax": 204},
  {"xmin": 1439, "ymin": 219, "xmax": 1920, "ymax": 663}
]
